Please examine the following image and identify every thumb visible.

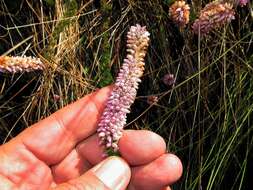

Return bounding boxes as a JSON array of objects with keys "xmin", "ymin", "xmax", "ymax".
[{"xmin": 53, "ymin": 156, "xmax": 131, "ymax": 190}]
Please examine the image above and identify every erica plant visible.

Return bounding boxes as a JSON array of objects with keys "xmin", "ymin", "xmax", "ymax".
[{"xmin": 97, "ymin": 24, "xmax": 150, "ymax": 156}]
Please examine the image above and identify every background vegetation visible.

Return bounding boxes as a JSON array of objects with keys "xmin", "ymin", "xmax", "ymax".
[{"xmin": 0, "ymin": 0, "xmax": 252, "ymax": 189}]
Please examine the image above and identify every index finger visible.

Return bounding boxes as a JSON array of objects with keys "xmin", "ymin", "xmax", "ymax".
[{"xmin": 8, "ymin": 86, "xmax": 112, "ymax": 165}]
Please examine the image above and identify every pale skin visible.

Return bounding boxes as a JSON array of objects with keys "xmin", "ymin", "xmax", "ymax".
[{"xmin": 0, "ymin": 86, "xmax": 183, "ymax": 190}]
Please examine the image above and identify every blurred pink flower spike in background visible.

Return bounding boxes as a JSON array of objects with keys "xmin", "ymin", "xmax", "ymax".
[
  {"xmin": 169, "ymin": 0, "xmax": 190, "ymax": 28},
  {"xmin": 192, "ymin": 1, "xmax": 235, "ymax": 35},
  {"xmin": 0, "ymin": 55, "xmax": 45, "ymax": 73}
]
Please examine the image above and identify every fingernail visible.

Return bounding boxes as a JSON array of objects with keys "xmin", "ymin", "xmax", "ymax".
[{"xmin": 91, "ymin": 156, "xmax": 131, "ymax": 190}]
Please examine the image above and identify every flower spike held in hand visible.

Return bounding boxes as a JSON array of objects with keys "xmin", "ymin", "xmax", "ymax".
[{"xmin": 97, "ymin": 24, "xmax": 150, "ymax": 156}]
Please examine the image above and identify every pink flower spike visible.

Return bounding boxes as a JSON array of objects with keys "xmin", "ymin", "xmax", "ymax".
[
  {"xmin": 97, "ymin": 24, "xmax": 150, "ymax": 155},
  {"xmin": 169, "ymin": 0, "xmax": 190, "ymax": 28},
  {"xmin": 0, "ymin": 55, "xmax": 45, "ymax": 73},
  {"xmin": 192, "ymin": 1, "xmax": 235, "ymax": 35}
]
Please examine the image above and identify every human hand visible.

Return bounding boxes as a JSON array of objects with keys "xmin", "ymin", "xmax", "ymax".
[{"xmin": 0, "ymin": 86, "xmax": 182, "ymax": 190}]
